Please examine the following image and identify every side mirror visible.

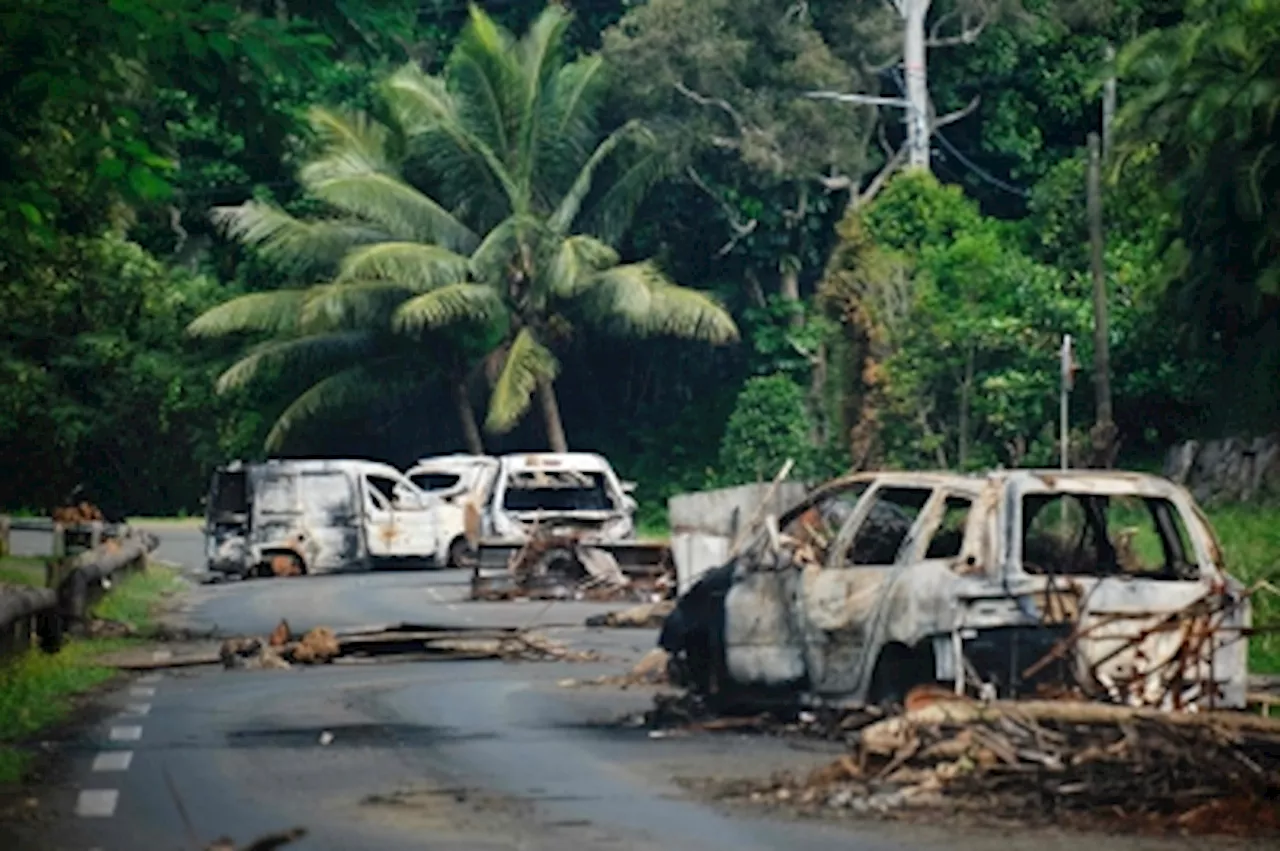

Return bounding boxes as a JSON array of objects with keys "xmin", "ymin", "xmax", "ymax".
[
  {"xmin": 623, "ymin": 495, "xmax": 638, "ymax": 513},
  {"xmin": 621, "ymin": 481, "xmax": 638, "ymax": 495}
]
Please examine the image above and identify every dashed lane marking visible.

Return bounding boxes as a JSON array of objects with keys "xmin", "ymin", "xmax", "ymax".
[
  {"xmin": 92, "ymin": 751, "xmax": 133, "ymax": 772},
  {"xmin": 130, "ymin": 686, "xmax": 156, "ymax": 698},
  {"xmin": 137, "ymin": 673, "xmax": 162, "ymax": 684},
  {"xmin": 122, "ymin": 702, "xmax": 151, "ymax": 717},
  {"xmin": 75, "ymin": 789, "xmax": 119, "ymax": 818},
  {"xmin": 109, "ymin": 726, "xmax": 143, "ymax": 742},
  {"xmin": 151, "ymin": 650, "xmax": 172, "ymax": 662}
]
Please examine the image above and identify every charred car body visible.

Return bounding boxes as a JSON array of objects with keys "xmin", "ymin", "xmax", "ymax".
[
  {"xmin": 469, "ymin": 453, "xmax": 671, "ymax": 595},
  {"xmin": 661, "ymin": 470, "xmax": 1251, "ymax": 710},
  {"xmin": 203, "ymin": 459, "xmax": 463, "ymax": 577}
]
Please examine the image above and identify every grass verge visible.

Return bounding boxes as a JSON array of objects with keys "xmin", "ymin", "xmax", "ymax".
[
  {"xmin": 0, "ymin": 561, "xmax": 182, "ymax": 783},
  {"xmin": 1205, "ymin": 504, "xmax": 1280, "ymax": 674},
  {"xmin": 0, "ymin": 556, "xmax": 45, "ymax": 588}
]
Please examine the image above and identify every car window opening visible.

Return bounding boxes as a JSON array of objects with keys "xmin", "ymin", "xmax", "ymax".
[
  {"xmin": 847, "ymin": 487, "xmax": 933, "ymax": 566},
  {"xmin": 502, "ymin": 470, "xmax": 614, "ymax": 512},
  {"xmin": 1021, "ymin": 493, "xmax": 1198, "ymax": 580}
]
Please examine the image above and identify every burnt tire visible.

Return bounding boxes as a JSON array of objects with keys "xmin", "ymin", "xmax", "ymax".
[{"xmin": 447, "ymin": 537, "xmax": 477, "ymax": 571}]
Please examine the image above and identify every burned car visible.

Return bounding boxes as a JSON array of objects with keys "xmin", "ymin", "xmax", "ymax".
[
  {"xmin": 660, "ymin": 470, "xmax": 1251, "ymax": 710},
  {"xmin": 203, "ymin": 459, "xmax": 461, "ymax": 577},
  {"xmin": 471, "ymin": 453, "xmax": 671, "ymax": 597}
]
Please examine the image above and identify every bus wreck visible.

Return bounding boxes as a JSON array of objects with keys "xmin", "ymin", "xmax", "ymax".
[{"xmin": 659, "ymin": 470, "xmax": 1252, "ymax": 711}]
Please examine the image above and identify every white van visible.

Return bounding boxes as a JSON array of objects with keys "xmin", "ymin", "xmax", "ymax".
[{"xmin": 203, "ymin": 459, "xmax": 462, "ymax": 576}]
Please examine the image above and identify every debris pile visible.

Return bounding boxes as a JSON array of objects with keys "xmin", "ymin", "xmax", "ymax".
[
  {"xmin": 470, "ymin": 529, "xmax": 674, "ymax": 603},
  {"xmin": 712, "ymin": 695, "xmax": 1280, "ymax": 836},
  {"xmin": 585, "ymin": 600, "xmax": 674, "ymax": 629},
  {"xmin": 51, "ymin": 502, "xmax": 104, "ymax": 525},
  {"xmin": 205, "ymin": 827, "xmax": 307, "ymax": 851},
  {"xmin": 214, "ymin": 621, "xmax": 598, "ymax": 670},
  {"xmin": 560, "ymin": 647, "xmax": 672, "ymax": 689}
]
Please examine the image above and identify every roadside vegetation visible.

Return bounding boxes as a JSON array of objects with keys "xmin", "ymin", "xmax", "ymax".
[
  {"xmin": 0, "ymin": 557, "xmax": 44, "ymax": 589},
  {"xmin": 1208, "ymin": 505, "xmax": 1280, "ymax": 673},
  {"xmin": 0, "ymin": 563, "xmax": 181, "ymax": 784}
]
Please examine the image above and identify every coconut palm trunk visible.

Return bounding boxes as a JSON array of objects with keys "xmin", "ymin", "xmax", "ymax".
[
  {"xmin": 536, "ymin": 377, "xmax": 568, "ymax": 452},
  {"xmin": 452, "ymin": 379, "xmax": 485, "ymax": 454}
]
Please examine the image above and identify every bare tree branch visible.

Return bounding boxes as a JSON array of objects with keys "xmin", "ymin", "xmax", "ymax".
[
  {"xmin": 674, "ymin": 81, "xmax": 748, "ymax": 135},
  {"xmin": 852, "ymin": 144, "xmax": 908, "ymax": 209},
  {"xmin": 927, "ymin": 8, "xmax": 989, "ymax": 47},
  {"xmin": 931, "ymin": 94, "xmax": 981, "ymax": 129},
  {"xmin": 685, "ymin": 166, "xmax": 759, "ymax": 256}
]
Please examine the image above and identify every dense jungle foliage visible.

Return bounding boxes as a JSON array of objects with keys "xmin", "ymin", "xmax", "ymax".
[{"xmin": 0, "ymin": 0, "xmax": 1276, "ymax": 523}]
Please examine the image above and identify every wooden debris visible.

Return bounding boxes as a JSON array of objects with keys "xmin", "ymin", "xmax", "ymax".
[
  {"xmin": 290, "ymin": 627, "xmax": 339, "ymax": 664},
  {"xmin": 719, "ymin": 696, "xmax": 1280, "ymax": 836},
  {"xmin": 585, "ymin": 600, "xmax": 674, "ymax": 629},
  {"xmin": 205, "ymin": 827, "xmax": 307, "ymax": 851}
]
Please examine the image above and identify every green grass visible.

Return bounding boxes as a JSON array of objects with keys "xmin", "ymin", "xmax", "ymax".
[
  {"xmin": 1205, "ymin": 504, "xmax": 1280, "ymax": 673},
  {"xmin": 0, "ymin": 556, "xmax": 45, "ymax": 588},
  {"xmin": 90, "ymin": 563, "xmax": 183, "ymax": 633},
  {"xmin": 0, "ymin": 562, "xmax": 183, "ymax": 783},
  {"xmin": 0, "ymin": 642, "xmax": 119, "ymax": 783},
  {"xmin": 125, "ymin": 516, "xmax": 202, "ymax": 527}
]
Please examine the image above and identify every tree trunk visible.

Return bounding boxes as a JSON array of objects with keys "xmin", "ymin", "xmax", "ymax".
[
  {"xmin": 1087, "ymin": 133, "xmax": 1117, "ymax": 467},
  {"xmin": 780, "ymin": 258, "xmax": 803, "ymax": 329},
  {"xmin": 903, "ymin": 0, "xmax": 933, "ymax": 171},
  {"xmin": 958, "ymin": 344, "xmax": 974, "ymax": 468},
  {"xmin": 453, "ymin": 380, "xmax": 484, "ymax": 455},
  {"xmin": 536, "ymin": 377, "xmax": 569, "ymax": 452}
]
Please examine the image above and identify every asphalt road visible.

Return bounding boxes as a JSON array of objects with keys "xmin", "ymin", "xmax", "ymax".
[{"xmin": 16, "ymin": 528, "xmax": 1215, "ymax": 851}]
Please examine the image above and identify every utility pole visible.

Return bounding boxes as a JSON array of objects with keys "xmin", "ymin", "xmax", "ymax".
[{"xmin": 1086, "ymin": 132, "xmax": 1116, "ymax": 466}]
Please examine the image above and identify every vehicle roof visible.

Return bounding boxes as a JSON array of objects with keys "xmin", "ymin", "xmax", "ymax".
[
  {"xmin": 808, "ymin": 468, "xmax": 1188, "ymax": 500},
  {"xmin": 252, "ymin": 458, "xmax": 404, "ymax": 477},
  {"xmin": 499, "ymin": 452, "xmax": 613, "ymax": 472},
  {"xmin": 407, "ymin": 454, "xmax": 498, "ymax": 472}
]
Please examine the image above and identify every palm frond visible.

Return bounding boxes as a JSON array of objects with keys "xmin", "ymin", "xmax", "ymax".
[
  {"xmin": 215, "ymin": 331, "xmax": 374, "ymax": 393},
  {"xmin": 468, "ymin": 214, "xmax": 547, "ymax": 283},
  {"xmin": 578, "ymin": 145, "xmax": 675, "ymax": 245},
  {"xmin": 308, "ymin": 171, "xmax": 480, "ymax": 253},
  {"xmin": 383, "ymin": 64, "xmax": 459, "ymax": 136},
  {"xmin": 587, "ymin": 263, "xmax": 739, "ymax": 343},
  {"xmin": 336, "ymin": 242, "xmax": 472, "ymax": 289},
  {"xmin": 485, "ymin": 327, "xmax": 559, "ymax": 434},
  {"xmin": 307, "ymin": 107, "xmax": 391, "ymax": 173},
  {"xmin": 548, "ymin": 120, "xmax": 652, "ymax": 235},
  {"xmin": 187, "ymin": 290, "xmax": 308, "ymax": 338},
  {"xmin": 515, "ymin": 5, "xmax": 572, "ymax": 181},
  {"xmin": 547, "ymin": 235, "xmax": 619, "ymax": 298},
  {"xmin": 450, "ymin": 6, "xmax": 520, "ymax": 164},
  {"xmin": 210, "ymin": 202, "xmax": 386, "ymax": 274},
  {"xmin": 394, "ymin": 282, "xmax": 505, "ymax": 332},
  {"xmin": 301, "ymin": 280, "xmax": 420, "ymax": 329},
  {"xmin": 264, "ymin": 360, "xmax": 420, "ymax": 451}
]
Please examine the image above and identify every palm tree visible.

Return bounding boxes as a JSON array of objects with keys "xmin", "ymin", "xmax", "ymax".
[
  {"xmin": 1114, "ymin": 0, "xmax": 1280, "ymax": 340},
  {"xmin": 190, "ymin": 4, "xmax": 738, "ymax": 452}
]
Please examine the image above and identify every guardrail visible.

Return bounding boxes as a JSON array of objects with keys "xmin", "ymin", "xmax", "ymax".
[{"xmin": 0, "ymin": 518, "xmax": 158, "ymax": 660}]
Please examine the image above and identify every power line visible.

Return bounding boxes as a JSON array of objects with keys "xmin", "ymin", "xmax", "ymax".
[{"xmin": 887, "ymin": 67, "xmax": 1030, "ymax": 198}]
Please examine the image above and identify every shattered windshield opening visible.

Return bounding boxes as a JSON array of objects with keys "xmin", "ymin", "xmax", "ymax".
[
  {"xmin": 211, "ymin": 471, "xmax": 247, "ymax": 515},
  {"xmin": 502, "ymin": 470, "xmax": 614, "ymax": 512},
  {"xmin": 411, "ymin": 473, "xmax": 462, "ymax": 493}
]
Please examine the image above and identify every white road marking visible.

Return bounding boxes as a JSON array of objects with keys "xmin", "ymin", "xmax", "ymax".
[
  {"xmin": 426, "ymin": 587, "xmax": 444, "ymax": 602},
  {"xmin": 92, "ymin": 751, "xmax": 133, "ymax": 772},
  {"xmin": 137, "ymin": 673, "xmax": 162, "ymax": 684},
  {"xmin": 109, "ymin": 726, "xmax": 143, "ymax": 742},
  {"xmin": 130, "ymin": 686, "xmax": 156, "ymax": 698},
  {"xmin": 75, "ymin": 789, "xmax": 119, "ymax": 817},
  {"xmin": 151, "ymin": 650, "xmax": 172, "ymax": 662},
  {"xmin": 122, "ymin": 703, "xmax": 151, "ymax": 717}
]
